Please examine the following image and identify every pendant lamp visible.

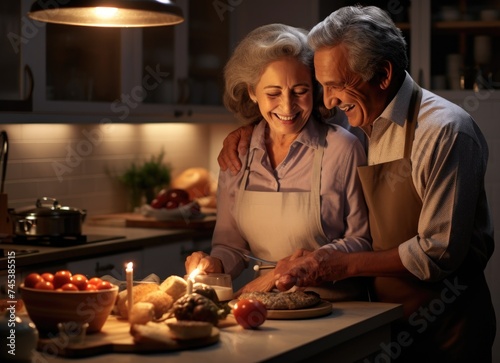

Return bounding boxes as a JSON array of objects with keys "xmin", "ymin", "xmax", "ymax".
[{"xmin": 28, "ymin": 0, "xmax": 184, "ymax": 27}]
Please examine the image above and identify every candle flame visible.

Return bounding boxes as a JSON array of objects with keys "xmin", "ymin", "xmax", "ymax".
[
  {"xmin": 189, "ymin": 268, "xmax": 200, "ymax": 280},
  {"xmin": 126, "ymin": 262, "xmax": 133, "ymax": 271}
]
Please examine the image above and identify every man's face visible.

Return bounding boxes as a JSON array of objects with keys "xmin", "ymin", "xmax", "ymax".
[{"xmin": 314, "ymin": 44, "xmax": 387, "ymax": 128}]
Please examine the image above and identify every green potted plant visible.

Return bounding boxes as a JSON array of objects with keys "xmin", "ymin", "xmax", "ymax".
[{"xmin": 119, "ymin": 150, "xmax": 172, "ymax": 211}]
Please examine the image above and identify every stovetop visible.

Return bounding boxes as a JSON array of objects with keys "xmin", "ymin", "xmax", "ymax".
[
  {"xmin": 0, "ymin": 234, "xmax": 125, "ymax": 252},
  {"xmin": 0, "ymin": 235, "xmax": 126, "ymax": 259}
]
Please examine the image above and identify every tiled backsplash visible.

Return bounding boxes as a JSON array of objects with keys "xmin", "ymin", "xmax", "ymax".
[{"xmin": 0, "ymin": 122, "xmax": 237, "ymax": 215}]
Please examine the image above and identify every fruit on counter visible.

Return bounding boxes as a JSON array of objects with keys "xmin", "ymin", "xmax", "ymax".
[
  {"xmin": 59, "ymin": 283, "xmax": 79, "ymax": 291},
  {"xmin": 232, "ymin": 299, "xmax": 267, "ymax": 329},
  {"xmin": 24, "ymin": 273, "xmax": 44, "ymax": 288},
  {"xmin": 173, "ymin": 293, "xmax": 221, "ymax": 326},
  {"xmin": 171, "ymin": 167, "xmax": 212, "ymax": 200},
  {"xmin": 88, "ymin": 277, "xmax": 103, "ymax": 286},
  {"xmin": 34, "ymin": 280, "xmax": 55, "ymax": 290},
  {"xmin": 70, "ymin": 274, "xmax": 88, "ymax": 290},
  {"xmin": 150, "ymin": 188, "xmax": 191, "ymax": 209},
  {"xmin": 41, "ymin": 272, "xmax": 54, "ymax": 283},
  {"xmin": 52, "ymin": 270, "xmax": 72, "ymax": 289},
  {"xmin": 23, "ymin": 270, "xmax": 116, "ymax": 291}
]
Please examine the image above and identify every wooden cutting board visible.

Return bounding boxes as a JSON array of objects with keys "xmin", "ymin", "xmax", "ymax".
[
  {"xmin": 87, "ymin": 213, "xmax": 216, "ymax": 230},
  {"xmin": 37, "ymin": 316, "xmax": 220, "ymax": 357}
]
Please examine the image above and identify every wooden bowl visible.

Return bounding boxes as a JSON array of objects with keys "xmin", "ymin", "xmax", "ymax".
[{"xmin": 20, "ymin": 284, "xmax": 118, "ymax": 336}]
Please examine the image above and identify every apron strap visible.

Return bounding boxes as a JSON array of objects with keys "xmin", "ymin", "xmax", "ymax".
[{"xmin": 311, "ymin": 122, "xmax": 327, "ymax": 201}]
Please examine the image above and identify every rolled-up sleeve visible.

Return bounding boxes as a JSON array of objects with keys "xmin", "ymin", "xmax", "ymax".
[{"xmin": 399, "ymin": 123, "xmax": 492, "ymax": 281}]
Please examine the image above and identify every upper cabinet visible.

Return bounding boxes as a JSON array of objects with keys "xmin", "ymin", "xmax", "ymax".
[
  {"xmin": 0, "ymin": 0, "xmax": 33, "ymax": 112},
  {"xmin": 1, "ymin": 0, "xmax": 234, "ymax": 123},
  {"xmin": 4, "ymin": 0, "xmax": 498, "ymax": 123},
  {"xmin": 318, "ymin": 0, "xmax": 500, "ymax": 94},
  {"xmin": 426, "ymin": 0, "xmax": 500, "ymax": 92}
]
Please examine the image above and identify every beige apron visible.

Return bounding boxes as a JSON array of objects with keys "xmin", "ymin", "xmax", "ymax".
[
  {"xmin": 357, "ymin": 84, "xmax": 495, "ymax": 362},
  {"xmin": 236, "ymin": 122, "xmax": 367, "ymax": 301}
]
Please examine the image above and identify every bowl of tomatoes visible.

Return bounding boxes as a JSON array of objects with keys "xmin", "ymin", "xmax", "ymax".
[{"xmin": 20, "ymin": 270, "xmax": 118, "ymax": 336}]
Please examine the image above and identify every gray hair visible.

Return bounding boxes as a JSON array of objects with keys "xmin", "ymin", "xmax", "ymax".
[
  {"xmin": 308, "ymin": 5, "xmax": 408, "ymax": 81},
  {"xmin": 223, "ymin": 23, "xmax": 318, "ymax": 125}
]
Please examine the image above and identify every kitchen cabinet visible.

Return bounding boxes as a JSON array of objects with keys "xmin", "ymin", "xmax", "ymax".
[
  {"xmin": 66, "ymin": 250, "xmax": 143, "ymax": 280},
  {"xmin": 319, "ymin": 0, "xmax": 500, "ymax": 94},
  {"xmin": 1, "ymin": 0, "xmax": 235, "ymax": 123},
  {"xmin": 0, "ymin": 0, "xmax": 33, "ymax": 112}
]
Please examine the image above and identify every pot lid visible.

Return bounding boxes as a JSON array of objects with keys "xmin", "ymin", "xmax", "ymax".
[{"xmin": 12, "ymin": 198, "xmax": 86, "ymax": 217}]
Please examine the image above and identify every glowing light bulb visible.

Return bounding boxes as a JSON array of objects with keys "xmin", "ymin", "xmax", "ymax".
[{"xmin": 95, "ymin": 7, "xmax": 118, "ymax": 19}]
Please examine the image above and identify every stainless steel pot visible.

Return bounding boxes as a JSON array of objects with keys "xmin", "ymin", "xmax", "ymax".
[{"xmin": 10, "ymin": 197, "xmax": 87, "ymax": 237}]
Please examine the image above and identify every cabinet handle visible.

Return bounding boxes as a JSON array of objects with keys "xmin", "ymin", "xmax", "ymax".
[
  {"xmin": 24, "ymin": 65, "xmax": 34, "ymax": 101},
  {"xmin": 177, "ymin": 78, "xmax": 189, "ymax": 104},
  {"xmin": 95, "ymin": 262, "xmax": 115, "ymax": 275}
]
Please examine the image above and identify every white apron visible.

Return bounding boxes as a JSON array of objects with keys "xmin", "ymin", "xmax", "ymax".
[{"xmin": 235, "ymin": 123, "xmax": 368, "ymax": 301}]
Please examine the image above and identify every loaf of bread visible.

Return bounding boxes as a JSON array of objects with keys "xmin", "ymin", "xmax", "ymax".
[
  {"xmin": 160, "ymin": 275, "xmax": 187, "ymax": 302},
  {"xmin": 131, "ymin": 322, "xmax": 176, "ymax": 347},
  {"xmin": 141, "ymin": 290, "xmax": 174, "ymax": 319},
  {"xmin": 166, "ymin": 321, "xmax": 213, "ymax": 340},
  {"xmin": 129, "ymin": 302, "xmax": 155, "ymax": 325},
  {"xmin": 116, "ymin": 283, "xmax": 160, "ymax": 319}
]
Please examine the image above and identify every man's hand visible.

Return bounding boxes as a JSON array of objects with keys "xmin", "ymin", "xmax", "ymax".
[
  {"xmin": 234, "ymin": 273, "xmax": 276, "ymax": 297},
  {"xmin": 185, "ymin": 251, "xmax": 223, "ymax": 275},
  {"xmin": 217, "ymin": 124, "xmax": 254, "ymax": 175},
  {"xmin": 273, "ymin": 248, "xmax": 311, "ymax": 277},
  {"xmin": 275, "ymin": 249, "xmax": 349, "ymax": 291}
]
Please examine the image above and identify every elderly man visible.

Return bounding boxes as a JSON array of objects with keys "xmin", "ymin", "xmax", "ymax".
[{"xmin": 218, "ymin": 5, "xmax": 495, "ymax": 363}]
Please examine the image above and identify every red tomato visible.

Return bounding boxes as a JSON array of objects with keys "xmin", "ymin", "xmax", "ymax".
[
  {"xmin": 87, "ymin": 277, "xmax": 103, "ymax": 286},
  {"xmin": 60, "ymin": 283, "xmax": 79, "ymax": 291},
  {"xmin": 35, "ymin": 280, "xmax": 55, "ymax": 290},
  {"xmin": 41, "ymin": 272, "xmax": 54, "ymax": 283},
  {"xmin": 84, "ymin": 283, "xmax": 98, "ymax": 291},
  {"xmin": 233, "ymin": 299, "xmax": 267, "ymax": 329},
  {"xmin": 71, "ymin": 274, "xmax": 88, "ymax": 290},
  {"xmin": 95, "ymin": 281, "xmax": 113, "ymax": 290},
  {"xmin": 24, "ymin": 273, "xmax": 44, "ymax": 288},
  {"xmin": 53, "ymin": 270, "xmax": 72, "ymax": 289}
]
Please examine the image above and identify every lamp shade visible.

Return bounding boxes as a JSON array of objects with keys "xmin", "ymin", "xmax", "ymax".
[{"xmin": 28, "ymin": 0, "xmax": 184, "ymax": 27}]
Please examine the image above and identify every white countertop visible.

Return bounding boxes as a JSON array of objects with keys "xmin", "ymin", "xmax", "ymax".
[{"xmin": 35, "ymin": 301, "xmax": 402, "ymax": 363}]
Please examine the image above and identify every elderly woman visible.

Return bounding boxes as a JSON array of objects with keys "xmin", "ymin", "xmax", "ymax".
[{"xmin": 185, "ymin": 23, "xmax": 371, "ymax": 301}]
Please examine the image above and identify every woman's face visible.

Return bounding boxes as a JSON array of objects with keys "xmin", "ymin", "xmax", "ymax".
[{"xmin": 249, "ymin": 57, "xmax": 313, "ymax": 137}]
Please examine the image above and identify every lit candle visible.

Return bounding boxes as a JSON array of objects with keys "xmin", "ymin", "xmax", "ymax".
[
  {"xmin": 186, "ymin": 268, "xmax": 200, "ymax": 295},
  {"xmin": 126, "ymin": 262, "xmax": 134, "ymax": 316}
]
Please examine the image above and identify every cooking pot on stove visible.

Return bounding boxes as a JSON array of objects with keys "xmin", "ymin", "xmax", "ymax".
[{"xmin": 10, "ymin": 197, "xmax": 86, "ymax": 237}]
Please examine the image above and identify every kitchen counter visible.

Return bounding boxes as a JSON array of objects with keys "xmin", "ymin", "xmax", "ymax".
[
  {"xmin": 0, "ymin": 224, "xmax": 213, "ymax": 273},
  {"xmin": 35, "ymin": 301, "xmax": 403, "ymax": 363}
]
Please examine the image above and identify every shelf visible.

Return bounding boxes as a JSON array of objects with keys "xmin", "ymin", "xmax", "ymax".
[{"xmin": 434, "ymin": 20, "xmax": 500, "ymax": 31}]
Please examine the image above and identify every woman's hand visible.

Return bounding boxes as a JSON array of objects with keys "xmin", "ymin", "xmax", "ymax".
[
  {"xmin": 234, "ymin": 249, "xmax": 314, "ymax": 296},
  {"xmin": 185, "ymin": 251, "xmax": 223, "ymax": 275},
  {"xmin": 217, "ymin": 124, "xmax": 254, "ymax": 175}
]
